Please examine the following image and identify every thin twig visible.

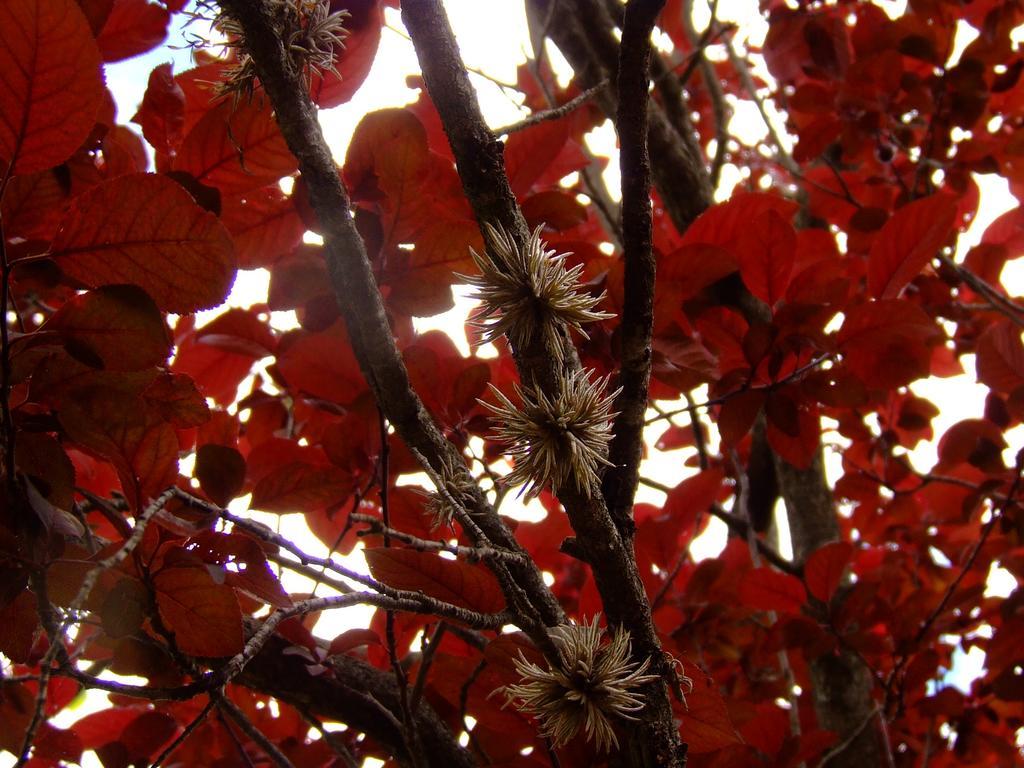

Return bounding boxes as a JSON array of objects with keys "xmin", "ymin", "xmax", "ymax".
[
  {"xmin": 299, "ymin": 709, "xmax": 359, "ymax": 768},
  {"xmin": 938, "ymin": 253, "xmax": 1024, "ymax": 327},
  {"xmin": 351, "ymin": 513, "xmax": 527, "ymax": 563},
  {"xmin": 680, "ymin": 0, "xmax": 729, "ymax": 186},
  {"xmin": 819, "ymin": 705, "xmax": 883, "ymax": 767},
  {"xmin": 723, "ymin": 33, "xmax": 800, "ymax": 178},
  {"xmin": 0, "ymin": 164, "xmax": 16, "ymax": 496},
  {"xmin": 18, "ymin": 489, "xmax": 174, "ymax": 766},
  {"xmin": 380, "ymin": 409, "xmax": 422, "ymax": 767},
  {"xmin": 645, "ymin": 354, "xmax": 833, "ymax": 425},
  {"xmin": 219, "ymin": 694, "xmax": 296, "ymax": 768},
  {"xmin": 151, "ymin": 696, "xmax": 217, "ymax": 768},
  {"xmin": 410, "ymin": 622, "xmax": 448, "ymax": 710},
  {"xmin": 492, "ymin": 80, "xmax": 608, "ymax": 135}
]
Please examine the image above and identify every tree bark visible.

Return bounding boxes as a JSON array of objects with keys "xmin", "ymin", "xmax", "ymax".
[{"xmin": 532, "ymin": 2, "xmax": 884, "ymax": 764}]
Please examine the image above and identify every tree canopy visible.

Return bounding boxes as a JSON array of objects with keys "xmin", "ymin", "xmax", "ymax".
[{"xmin": 0, "ymin": 0, "xmax": 1022, "ymax": 766}]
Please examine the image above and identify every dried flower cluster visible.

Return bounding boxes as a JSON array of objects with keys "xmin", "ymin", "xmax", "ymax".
[
  {"xmin": 502, "ymin": 616, "xmax": 659, "ymax": 751},
  {"xmin": 459, "ymin": 223, "xmax": 613, "ymax": 358},
  {"xmin": 482, "ymin": 369, "xmax": 619, "ymax": 499},
  {"xmin": 422, "ymin": 451, "xmax": 476, "ymax": 530},
  {"xmin": 205, "ymin": 0, "xmax": 349, "ymax": 100}
]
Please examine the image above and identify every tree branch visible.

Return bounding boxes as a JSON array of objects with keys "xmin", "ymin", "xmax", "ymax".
[
  {"xmin": 238, "ymin": 627, "xmax": 476, "ymax": 768},
  {"xmin": 215, "ymin": 0, "xmax": 563, "ymax": 636},
  {"xmin": 601, "ymin": 0, "xmax": 664, "ymax": 537},
  {"xmin": 400, "ymin": 3, "xmax": 685, "ymax": 764}
]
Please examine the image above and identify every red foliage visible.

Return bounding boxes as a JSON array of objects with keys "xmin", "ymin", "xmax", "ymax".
[{"xmin": 0, "ymin": 0, "xmax": 1022, "ymax": 766}]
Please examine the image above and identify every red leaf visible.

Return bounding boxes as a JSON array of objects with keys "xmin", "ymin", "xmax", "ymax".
[
  {"xmin": 221, "ymin": 187, "xmax": 305, "ymax": 269},
  {"xmin": 738, "ymin": 567, "xmax": 807, "ymax": 614},
  {"xmin": 308, "ymin": 0, "xmax": 383, "ymax": 108},
  {"xmin": 34, "ymin": 723, "xmax": 83, "ymax": 763},
  {"xmin": 765, "ymin": 396, "xmax": 820, "ymax": 469},
  {"xmin": 681, "ymin": 192, "xmax": 799, "ymax": 250},
  {"xmin": 195, "ymin": 444, "xmax": 247, "ymax": 507},
  {"xmin": 119, "ymin": 710, "xmax": 177, "ymax": 761},
  {"xmin": 504, "ymin": 117, "xmax": 589, "ymax": 198},
  {"xmin": 364, "ymin": 548, "xmax": 506, "ymax": 614},
  {"xmin": 662, "ymin": 468, "xmax": 726, "ymax": 541},
  {"xmin": 328, "ymin": 628, "xmax": 381, "ymax": 655},
  {"xmin": 144, "ymin": 372, "xmax": 210, "ymax": 428},
  {"xmin": 734, "ymin": 209, "xmax": 797, "ymax": 307},
  {"xmin": 50, "ymin": 173, "xmax": 237, "ymax": 313},
  {"xmin": 131, "ymin": 63, "xmax": 186, "ymax": 156},
  {"xmin": 275, "ymin": 322, "xmax": 368, "ymax": 406},
  {"xmin": 59, "ymin": 387, "xmax": 179, "ymax": 509},
  {"xmin": 678, "ymin": 672, "xmax": 742, "ymax": 753},
  {"xmin": 50, "ymin": 285, "xmax": 171, "ymax": 371},
  {"xmin": 976, "ymin": 320, "xmax": 1024, "ymax": 393},
  {"xmin": 804, "ymin": 541, "xmax": 853, "ymax": 603},
  {"xmin": 867, "ymin": 194, "xmax": 958, "ymax": 299},
  {"xmin": 660, "ymin": 244, "xmax": 737, "ymax": 299},
  {"xmin": 718, "ymin": 390, "xmax": 765, "ymax": 446},
  {"xmin": 0, "ymin": 0, "xmax": 104, "ymax": 175},
  {"xmin": 153, "ymin": 564, "xmax": 244, "ymax": 657},
  {"xmin": 268, "ymin": 246, "xmax": 331, "ymax": 309},
  {"xmin": 196, "ymin": 308, "xmax": 276, "ymax": 358},
  {"xmin": 252, "ymin": 462, "xmax": 353, "ymax": 513},
  {"xmin": 183, "ymin": 530, "xmax": 292, "ymax": 609},
  {"xmin": 95, "ymin": 0, "xmax": 169, "ymax": 62},
  {"xmin": 837, "ymin": 300, "xmax": 941, "ymax": 389},
  {"xmin": 175, "ymin": 100, "xmax": 297, "ymax": 195}
]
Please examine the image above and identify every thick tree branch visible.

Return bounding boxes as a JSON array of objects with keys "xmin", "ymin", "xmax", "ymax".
[
  {"xmin": 238, "ymin": 628, "xmax": 475, "ymax": 768},
  {"xmin": 601, "ymin": 0, "xmax": 663, "ymax": 536},
  {"xmin": 215, "ymin": 0, "xmax": 563, "ymax": 635},
  {"xmin": 529, "ymin": 0, "xmax": 713, "ymax": 230},
  {"xmin": 400, "ymin": 3, "xmax": 684, "ymax": 765}
]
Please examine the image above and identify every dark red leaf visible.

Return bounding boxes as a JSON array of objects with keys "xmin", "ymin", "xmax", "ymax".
[
  {"xmin": 976, "ymin": 320, "xmax": 1024, "ymax": 393},
  {"xmin": 837, "ymin": 300, "xmax": 941, "ymax": 389},
  {"xmin": 734, "ymin": 209, "xmax": 797, "ymax": 307},
  {"xmin": 34, "ymin": 723, "xmax": 83, "ymax": 763},
  {"xmin": 0, "ymin": 0, "xmax": 104, "ymax": 175},
  {"xmin": 59, "ymin": 387, "xmax": 179, "ymax": 509},
  {"xmin": 50, "ymin": 173, "xmax": 237, "ymax": 313},
  {"xmin": 364, "ymin": 548, "xmax": 506, "ymax": 614},
  {"xmin": 678, "ymin": 672, "xmax": 742, "ymax": 753},
  {"xmin": 275, "ymin": 322, "xmax": 368, "ymax": 406},
  {"xmin": 804, "ymin": 541, "xmax": 853, "ymax": 603},
  {"xmin": 504, "ymin": 117, "xmax": 588, "ymax": 198},
  {"xmin": 49, "ymin": 285, "xmax": 171, "ymax": 371},
  {"xmin": 680, "ymin": 192, "xmax": 799, "ymax": 250},
  {"xmin": 196, "ymin": 308, "xmax": 276, "ymax": 358},
  {"xmin": 119, "ymin": 710, "xmax": 176, "ymax": 761},
  {"xmin": 251, "ymin": 460, "xmax": 353, "ymax": 514},
  {"xmin": 182, "ymin": 530, "xmax": 292, "ymax": 609},
  {"xmin": 131, "ymin": 63, "xmax": 186, "ymax": 156},
  {"xmin": 221, "ymin": 187, "xmax": 305, "ymax": 269},
  {"xmin": 328, "ymin": 628, "xmax": 381, "ymax": 655},
  {"xmin": 195, "ymin": 444, "xmax": 247, "ymax": 507},
  {"xmin": 308, "ymin": 0, "xmax": 383, "ymax": 108},
  {"xmin": 867, "ymin": 195, "xmax": 958, "ymax": 299},
  {"xmin": 95, "ymin": 0, "xmax": 169, "ymax": 62},
  {"xmin": 738, "ymin": 567, "xmax": 807, "ymax": 614},
  {"xmin": 153, "ymin": 564, "xmax": 244, "ymax": 657},
  {"xmin": 174, "ymin": 100, "xmax": 297, "ymax": 195}
]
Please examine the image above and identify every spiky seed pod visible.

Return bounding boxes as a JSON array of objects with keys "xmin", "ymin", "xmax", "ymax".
[
  {"xmin": 422, "ymin": 451, "xmax": 476, "ymax": 530},
  {"xmin": 482, "ymin": 369, "xmax": 619, "ymax": 499},
  {"xmin": 458, "ymin": 223, "xmax": 613, "ymax": 359},
  {"xmin": 207, "ymin": 0, "xmax": 349, "ymax": 101},
  {"xmin": 502, "ymin": 616, "xmax": 660, "ymax": 751}
]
